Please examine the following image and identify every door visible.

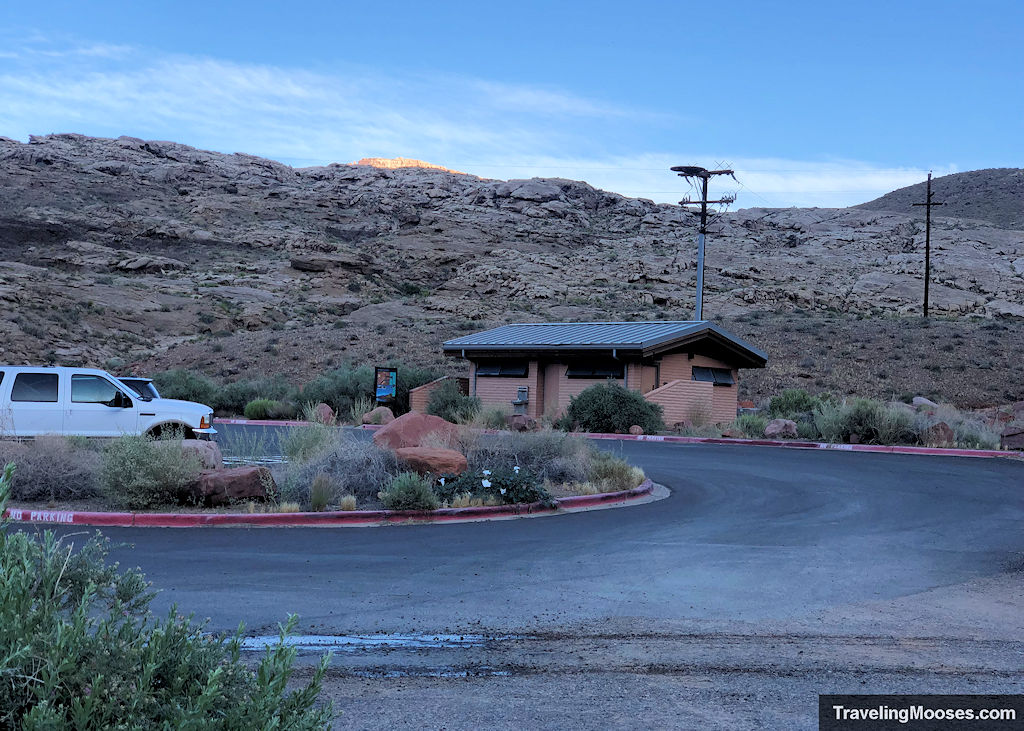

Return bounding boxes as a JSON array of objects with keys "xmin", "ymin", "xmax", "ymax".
[
  {"xmin": 8, "ymin": 371, "xmax": 63, "ymax": 436},
  {"xmin": 543, "ymin": 364, "xmax": 561, "ymax": 417},
  {"xmin": 65, "ymin": 373, "xmax": 139, "ymax": 437}
]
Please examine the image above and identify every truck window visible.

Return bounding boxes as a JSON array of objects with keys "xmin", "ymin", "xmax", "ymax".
[
  {"xmin": 72, "ymin": 374, "xmax": 120, "ymax": 404},
  {"xmin": 11, "ymin": 373, "xmax": 59, "ymax": 402}
]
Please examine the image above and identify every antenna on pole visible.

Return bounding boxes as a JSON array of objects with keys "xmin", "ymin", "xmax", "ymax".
[
  {"xmin": 911, "ymin": 172, "xmax": 944, "ymax": 318},
  {"xmin": 671, "ymin": 165, "xmax": 737, "ymax": 321}
]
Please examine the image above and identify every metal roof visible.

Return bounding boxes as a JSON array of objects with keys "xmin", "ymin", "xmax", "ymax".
[{"xmin": 443, "ymin": 321, "xmax": 768, "ymax": 365}]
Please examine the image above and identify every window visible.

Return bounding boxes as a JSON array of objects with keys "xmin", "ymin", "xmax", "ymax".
[
  {"xmin": 565, "ymin": 362, "xmax": 625, "ymax": 379},
  {"xmin": 692, "ymin": 366, "xmax": 735, "ymax": 386},
  {"xmin": 72, "ymin": 374, "xmax": 120, "ymax": 404},
  {"xmin": 11, "ymin": 373, "xmax": 59, "ymax": 402},
  {"xmin": 476, "ymin": 361, "xmax": 529, "ymax": 377}
]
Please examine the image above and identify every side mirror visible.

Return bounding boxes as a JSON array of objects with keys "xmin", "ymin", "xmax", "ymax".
[{"xmin": 109, "ymin": 391, "xmax": 133, "ymax": 408}]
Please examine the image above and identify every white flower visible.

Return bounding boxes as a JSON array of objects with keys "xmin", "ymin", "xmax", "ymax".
[
  {"xmin": 439, "ymin": 477, "xmax": 446, "ymax": 486},
  {"xmin": 499, "ymin": 487, "xmax": 507, "ymax": 495},
  {"xmin": 482, "ymin": 469, "xmax": 491, "ymax": 476},
  {"xmin": 481, "ymin": 479, "xmax": 492, "ymax": 488},
  {"xmin": 513, "ymin": 466, "xmax": 520, "ymax": 474}
]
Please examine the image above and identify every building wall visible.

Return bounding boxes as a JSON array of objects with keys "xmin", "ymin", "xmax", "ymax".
[
  {"xmin": 471, "ymin": 361, "xmax": 543, "ymax": 418},
  {"xmin": 643, "ymin": 379, "xmax": 716, "ymax": 425},
  {"xmin": 408, "ymin": 376, "xmax": 468, "ymax": 413},
  {"xmin": 655, "ymin": 352, "xmax": 737, "ymax": 424}
]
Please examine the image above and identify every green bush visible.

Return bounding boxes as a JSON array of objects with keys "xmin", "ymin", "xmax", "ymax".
[
  {"xmin": 245, "ymin": 398, "xmax": 278, "ymax": 420},
  {"xmin": 279, "ymin": 433, "xmax": 399, "ymax": 508},
  {"xmin": 426, "ymin": 379, "xmax": 480, "ymax": 423},
  {"xmin": 215, "ymin": 376, "xmax": 294, "ymax": 414},
  {"xmin": 561, "ymin": 382, "xmax": 665, "ymax": 434},
  {"xmin": 768, "ymin": 388, "xmax": 820, "ymax": 419},
  {"xmin": 379, "ymin": 472, "xmax": 439, "ymax": 511},
  {"xmin": 100, "ymin": 435, "xmax": 203, "ymax": 509},
  {"xmin": 0, "ymin": 464, "xmax": 332, "ymax": 728},
  {"xmin": 732, "ymin": 413, "xmax": 768, "ymax": 438},
  {"xmin": 297, "ymin": 366, "xmax": 374, "ymax": 418},
  {"xmin": 310, "ymin": 474, "xmax": 331, "ymax": 512},
  {"xmin": 476, "ymin": 406, "xmax": 509, "ymax": 429},
  {"xmin": 152, "ymin": 369, "xmax": 218, "ymax": 406},
  {"xmin": 436, "ymin": 467, "xmax": 553, "ymax": 507}
]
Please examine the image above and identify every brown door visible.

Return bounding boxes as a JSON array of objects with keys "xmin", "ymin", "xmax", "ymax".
[{"xmin": 543, "ymin": 364, "xmax": 561, "ymax": 417}]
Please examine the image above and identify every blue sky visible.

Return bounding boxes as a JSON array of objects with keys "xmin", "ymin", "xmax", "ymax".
[{"xmin": 1, "ymin": 0, "xmax": 1021, "ymax": 207}]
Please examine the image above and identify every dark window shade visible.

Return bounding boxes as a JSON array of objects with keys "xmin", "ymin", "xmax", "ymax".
[
  {"xmin": 692, "ymin": 366, "xmax": 734, "ymax": 385},
  {"xmin": 476, "ymin": 361, "xmax": 529, "ymax": 377},
  {"xmin": 11, "ymin": 373, "xmax": 59, "ymax": 402},
  {"xmin": 565, "ymin": 362, "xmax": 625, "ymax": 379}
]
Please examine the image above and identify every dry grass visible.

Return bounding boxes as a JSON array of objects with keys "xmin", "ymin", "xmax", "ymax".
[{"xmin": 0, "ymin": 436, "xmax": 102, "ymax": 502}]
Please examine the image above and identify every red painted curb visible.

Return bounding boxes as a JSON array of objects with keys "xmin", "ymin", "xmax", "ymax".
[{"xmin": 2, "ymin": 481, "xmax": 654, "ymax": 529}]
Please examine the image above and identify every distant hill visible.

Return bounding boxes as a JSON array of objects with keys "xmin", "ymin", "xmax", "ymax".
[
  {"xmin": 352, "ymin": 157, "xmax": 466, "ymax": 175},
  {"xmin": 858, "ymin": 168, "xmax": 1024, "ymax": 229}
]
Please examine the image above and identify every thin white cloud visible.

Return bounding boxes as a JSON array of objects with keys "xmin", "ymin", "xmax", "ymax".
[{"xmin": 0, "ymin": 36, "xmax": 949, "ymax": 208}]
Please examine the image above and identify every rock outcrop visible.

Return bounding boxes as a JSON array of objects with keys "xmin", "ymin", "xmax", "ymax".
[
  {"xmin": 372, "ymin": 411, "xmax": 459, "ymax": 450},
  {"xmin": 395, "ymin": 447, "xmax": 468, "ymax": 476}
]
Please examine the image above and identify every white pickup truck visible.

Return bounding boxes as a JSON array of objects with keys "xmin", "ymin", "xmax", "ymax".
[{"xmin": 0, "ymin": 366, "xmax": 216, "ymax": 439}]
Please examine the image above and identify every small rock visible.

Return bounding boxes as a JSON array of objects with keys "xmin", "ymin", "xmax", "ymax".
[
  {"xmin": 922, "ymin": 421, "xmax": 955, "ymax": 448},
  {"xmin": 395, "ymin": 447, "xmax": 468, "ymax": 476},
  {"xmin": 912, "ymin": 396, "xmax": 939, "ymax": 409},
  {"xmin": 180, "ymin": 439, "xmax": 223, "ymax": 470},
  {"xmin": 362, "ymin": 406, "xmax": 395, "ymax": 425},
  {"xmin": 508, "ymin": 414, "xmax": 539, "ymax": 432},
  {"xmin": 314, "ymin": 402, "xmax": 336, "ymax": 425},
  {"xmin": 764, "ymin": 418, "xmax": 798, "ymax": 439},
  {"xmin": 189, "ymin": 466, "xmax": 273, "ymax": 506},
  {"xmin": 628, "ymin": 425, "xmax": 644, "ymax": 435}
]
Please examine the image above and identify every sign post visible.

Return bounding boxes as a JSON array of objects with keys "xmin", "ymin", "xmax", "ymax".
[{"xmin": 374, "ymin": 367, "xmax": 398, "ymax": 406}]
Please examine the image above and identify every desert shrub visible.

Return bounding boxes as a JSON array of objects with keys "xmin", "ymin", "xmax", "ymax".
[
  {"xmin": 796, "ymin": 420, "xmax": 821, "ymax": 440},
  {"xmin": 310, "ymin": 474, "xmax": 332, "ymax": 512},
  {"xmin": 379, "ymin": 472, "xmax": 438, "ymax": 510},
  {"xmin": 462, "ymin": 430, "xmax": 596, "ymax": 485},
  {"xmin": 348, "ymin": 395, "xmax": 374, "ymax": 424},
  {"xmin": 338, "ymin": 494, "xmax": 357, "ymax": 511},
  {"xmin": 297, "ymin": 366, "xmax": 374, "ymax": 419},
  {"xmin": 282, "ymin": 424, "xmax": 334, "ymax": 462},
  {"xmin": 391, "ymin": 364, "xmax": 441, "ymax": 414},
  {"xmin": 100, "ymin": 435, "xmax": 203, "ymax": 509},
  {"xmin": 953, "ymin": 421, "xmax": 999, "ymax": 449},
  {"xmin": 436, "ymin": 467, "xmax": 553, "ymax": 507},
  {"xmin": 475, "ymin": 405, "xmax": 509, "ymax": 430},
  {"xmin": 0, "ymin": 465, "xmax": 332, "ymax": 728},
  {"xmin": 732, "ymin": 413, "xmax": 768, "ymax": 438},
  {"xmin": 814, "ymin": 398, "xmax": 918, "ymax": 445},
  {"xmin": 152, "ymin": 369, "xmax": 218, "ymax": 406},
  {"xmin": 280, "ymin": 433, "xmax": 399, "ymax": 507},
  {"xmin": 768, "ymin": 388, "xmax": 820, "ymax": 419},
  {"xmin": 215, "ymin": 376, "xmax": 293, "ymax": 415},
  {"xmin": 426, "ymin": 379, "xmax": 480, "ymax": 423},
  {"xmin": 587, "ymin": 451, "xmax": 645, "ymax": 492},
  {"xmin": 561, "ymin": 382, "xmax": 665, "ymax": 434},
  {"xmin": 0, "ymin": 436, "xmax": 101, "ymax": 502}
]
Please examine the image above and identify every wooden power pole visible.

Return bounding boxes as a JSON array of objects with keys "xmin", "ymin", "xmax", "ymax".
[
  {"xmin": 912, "ymin": 172, "xmax": 944, "ymax": 318},
  {"xmin": 671, "ymin": 166, "xmax": 736, "ymax": 320}
]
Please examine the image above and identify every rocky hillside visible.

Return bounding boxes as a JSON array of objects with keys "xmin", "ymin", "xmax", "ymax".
[
  {"xmin": 1, "ymin": 133, "xmax": 1023, "ymax": 406},
  {"xmin": 859, "ymin": 168, "xmax": 1024, "ymax": 229}
]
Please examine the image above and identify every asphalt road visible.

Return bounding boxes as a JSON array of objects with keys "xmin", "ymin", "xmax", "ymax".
[{"xmin": 40, "ymin": 429, "xmax": 1024, "ymax": 729}]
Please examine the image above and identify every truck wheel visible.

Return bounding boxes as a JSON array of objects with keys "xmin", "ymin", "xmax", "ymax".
[{"xmin": 147, "ymin": 425, "xmax": 197, "ymax": 440}]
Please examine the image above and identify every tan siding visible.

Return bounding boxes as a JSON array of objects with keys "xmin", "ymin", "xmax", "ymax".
[
  {"xmin": 473, "ymin": 360, "xmax": 543, "ymax": 418},
  {"xmin": 711, "ymin": 379, "xmax": 739, "ymax": 423},
  {"xmin": 640, "ymin": 365, "xmax": 657, "ymax": 393},
  {"xmin": 409, "ymin": 377, "xmax": 446, "ymax": 413},
  {"xmin": 643, "ymin": 379, "xmax": 715, "ymax": 425},
  {"xmin": 556, "ymin": 366, "xmax": 629, "ymax": 415},
  {"xmin": 657, "ymin": 353, "xmax": 734, "ymax": 387}
]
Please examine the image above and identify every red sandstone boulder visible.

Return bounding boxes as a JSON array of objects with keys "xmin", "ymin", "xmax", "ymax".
[
  {"xmin": 628, "ymin": 425, "xmax": 644, "ymax": 435},
  {"xmin": 738, "ymin": 400, "xmax": 756, "ymax": 409},
  {"xmin": 1000, "ymin": 424, "xmax": 1024, "ymax": 451},
  {"xmin": 922, "ymin": 421, "xmax": 955, "ymax": 448},
  {"xmin": 314, "ymin": 402, "xmax": 336, "ymax": 425},
  {"xmin": 395, "ymin": 447, "xmax": 468, "ymax": 476},
  {"xmin": 362, "ymin": 406, "xmax": 395, "ymax": 425},
  {"xmin": 373, "ymin": 411, "xmax": 458, "ymax": 450},
  {"xmin": 189, "ymin": 466, "xmax": 273, "ymax": 506},
  {"xmin": 764, "ymin": 418, "xmax": 798, "ymax": 439}
]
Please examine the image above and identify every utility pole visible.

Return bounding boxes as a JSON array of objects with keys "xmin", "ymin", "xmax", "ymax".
[
  {"xmin": 671, "ymin": 166, "xmax": 736, "ymax": 320},
  {"xmin": 911, "ymin": 172, "xmax": 944, "ymax": 318}
]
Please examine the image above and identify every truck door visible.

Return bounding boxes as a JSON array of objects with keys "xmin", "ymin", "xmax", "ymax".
[
  {"xmin": 8, "ymin": 371, "xmax": 63, "ymax": 436},
  {"xmin": 65, "ymin": 373, "xmax": 140, "ymax": 437}
]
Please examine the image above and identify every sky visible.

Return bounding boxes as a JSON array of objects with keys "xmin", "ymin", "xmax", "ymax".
[{"xmin": 0, "ymin": 0, "xmax": 1021, "ymax": 208}]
